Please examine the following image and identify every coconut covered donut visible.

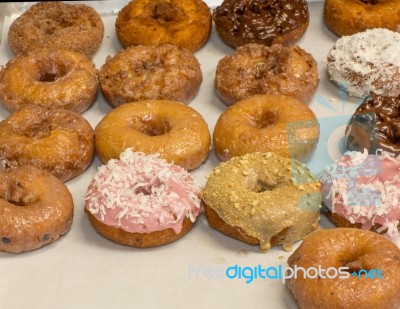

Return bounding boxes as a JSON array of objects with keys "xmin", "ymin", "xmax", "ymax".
[
  {"xmin": 0, "ymin": 166, "xmax": 74, "ymax": 253},
  {"xmin": 320, "ymin": 150, "xmax": 400, "ymax": 238},
  {"xmin": 324, "ymin": 0, "xmax": 400, "ymax": 36},
  {"xmin": 287, "ymin": 228, "xmax": 400, "ymax": 309},
  {"xmin": 115, "ymin": 0, "xmax": 212, "ymax": 52},
  {"xmin": 85, "ymin": 149, "xmax": 202, "ymax": 248},
  {"xmin": 327, "ymin": 28, "xmax": 400, "ymax": 98},
  {"xmin": 201, "ymin": 152, "xmax": 321, "ymax": 252},
  {"xmin": 215, "ymin": 43, "xmax": 319, "ymax": 105},
  {"xmin": 95, "ymin": 100, "xmax": 210, "ymax": 171},
  {"xmin": 213, "ymin": 94, "xmax": 319, "ymax": 163},
  {"xmin": 0, "ymin": 49, "xmax": 98, "ymax": 113},
  {"xmin": 99, "ymin": 44, "xmax": 202, "ymax": 107},
  {"xmin": 213, "ymin": 0, "xmax": 309, "ymax": 48},
  {"xmin": 0, "ymin": 106, "xmax": 94, "ymax": 182},
  {"xmin": 8, "ymin": 2, "xmax": 104, "ymax": 58}
]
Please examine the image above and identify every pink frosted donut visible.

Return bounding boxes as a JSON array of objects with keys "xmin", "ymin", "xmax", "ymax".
[
  {"xmin": 85, "ymin": 149, "xmax": 202, "ymax": 247},
  {"xmin": 321, "ymin": 150, "xmax": 400, "ymax": 238}
]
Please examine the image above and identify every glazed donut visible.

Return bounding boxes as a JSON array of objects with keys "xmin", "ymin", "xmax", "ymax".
[
  {"xmin": 99, "ymin": 44, "xmax": 202, "ymax": 107},
  {"xmin": 287, "ymin": 228, "xmax": 400, "ymax": 309},
  {"xmin": 85, "ymin": 149, "xmax": 202, "ymax": 248},
  {"xmin": 213, "ymin": 0, "xmax": 309, "ymax": 48},
  {"xmin": 8, "ymin": 2, "xmax": 104, "ymax": 58},
  {"xmin": 213, "ymin": 94, "xmax": 319, "ymax": 163},
  {"xmin": 327, "ymin": 28, "xmax": 400, "ymax": 98},
  {"xmin": 0, "ymin": 166, "xmax": 74, "ymax": 253},
  {"xmin": 215, "ymin": 43, "xmax": 319, "ymax": 105},
  {"xmin": 320, "ymin": 150, "xmax": 400, "ymax": 238},
  {"xmin": 0, "ymin": 106, "xmax": 94, "ymax": 182},
  {"xmin": 0, "ymin": 49, "xmax": 98, "ymax": 113},
  {"xmin": 115, "ymin": 0, "xmax": 211, "ymax": 52},
  {"xmin": 346, "ymin": 92, "xmax": 400, "ymax": 155},
  {"xmin": 324, "ymin": 0, "xmax": 400, "ymax": 36},
  {"xmin": 95, "ymin": 100, "xmax": 210, "ymax": 171},
  {"xmin": 201, "ymin": 152, "xmax": 321, "ymax": 252}
]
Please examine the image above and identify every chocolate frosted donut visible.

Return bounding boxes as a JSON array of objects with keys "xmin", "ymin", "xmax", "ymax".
[
  {"xmin": 345, "ymin": 92, "xmax": 400, "ymax": 155},
  {"xmin": 213, "ymin": 0, "xmax": 309, "ymax": 48}
]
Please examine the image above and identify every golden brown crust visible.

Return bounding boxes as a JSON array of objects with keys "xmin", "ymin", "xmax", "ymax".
[
  {"xmin": 0, "ymin": 166, "xmax": 74, "ymax": 253},
  {"xmin": 201, "ymin": 152, "xmax": 321, "ymax": 251},
  {"xmin": 99, "ymin": 44, "xmax": 202, "ymax": 107},
  {"xmin": 287, "ymin": 228, "xmax": 400, "ymax": 309},
  {"xmin": 0, "ymin": 106, "xmax": 94, "ymax": 182},
  {"xmin": 324, "ymin": 0, "xmax": 400, "ymax": 36},
  {"xmin": 86, "ymin": 210, "xmax": 194, "ymax": 248},
  {"xmin": 213, "ymin": 0, "xmax": 309, "ymax": 48},
  {"xmin": 115, "ymin": 0, "xmax": 211, "ymax": 52},
  {"xmin": 0, "ymin": 49, "xmax": 98, "ymax": 113},
  {"xmin": 8, "ymin": 2, "xmax": 104, "ymax": 58},
  {"xmin": 215, "ymin": 44, "xmax": 319, "ymax": 105},
  {"xmin": 95, "ymin": 100, "xmax": 210, "ymax": 171},
  {"xmin": 213, "ymin": 94, "xmax": 319, "ymax": 163}
]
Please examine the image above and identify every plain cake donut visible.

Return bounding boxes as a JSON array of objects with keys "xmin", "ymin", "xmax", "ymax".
[
  {"xmin": 8, "ymin": 2, "xmax": 104, "ymax": 58},
  {"xmin": 201, "ymin": 152, "xmax": 321, "ymax": 252},
  {"xmin": 95, "ymin": 100, "xmax": 211, "ymax": 171},
  {"xmin": 0, "ymin": 49, "xmax": 98, "ymax": 113},
  {"xmin": 0, "ymin": 166, "xmax": 74, "ymax": 253}
]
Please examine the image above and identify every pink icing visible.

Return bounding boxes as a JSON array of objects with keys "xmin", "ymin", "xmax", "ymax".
[
  {"xmin": 321, "ymin": 150, "xmax": 400, "ymax": 238},
  {"xmin": 85, "ymin": 149, "xmax": 202, "ymax": 234}
]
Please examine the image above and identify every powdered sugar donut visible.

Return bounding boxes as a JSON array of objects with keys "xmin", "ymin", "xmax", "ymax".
[
  {"xmin": 327, "ymin": 28, "xmax": 400, "ymax": 98},
  {"xmin": 321, "ymin": 150, "xmax": 400, "ymax": 238},
  {"xmin": 85, "ymin": 149, "xmax": 202, "ymax": 247}
]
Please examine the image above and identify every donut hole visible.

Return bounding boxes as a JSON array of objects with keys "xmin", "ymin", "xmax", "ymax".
[
  {"xmin": 36, "ymin": 61, "xmax": 68, "ymax": 83},
  {"xmin": 359, "ymin": 0, "xmax": 379, "ymax": 4},
  {"xmin": 246, "ymin": 174, "xmax": 278, "ymax": 193},
  {"xmin": 152, "ymin": 3, "xmax": 182, "ymax": 22},
  {"xmin": 253, "ymin": 110, "xmax": 278, "ymax": 129},
  {"xmin": 131, "ymin": 116, "xmax": 170, "ymax": 136},
  {"xmin": 2, "ymin": 182, "xmax": 39, "ymax": 206}
]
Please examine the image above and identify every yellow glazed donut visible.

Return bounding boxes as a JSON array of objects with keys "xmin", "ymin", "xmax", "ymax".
[
  {"xmin": 213, "ymin": 94, "xmax": 319, "ymax": 163},
  {"xmin": 95, "ymin": 100, "xmax": 211, "ymax": 171}
]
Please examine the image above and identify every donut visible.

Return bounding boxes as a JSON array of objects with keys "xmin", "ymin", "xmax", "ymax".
[
  {"xmin": 324, "ymin": 0, "xmax": 400, "ymax": 37},
  {"xmin": 115, "ymin": 0, "xmax": 211, "ymax": 52},
  {"xmin": 8, "ymin": 2, "xmax": 104, "ymax": 58},
  {"xmin": 346, "ymin": 92, "xmax": 400, "ymax": 155},
  {"xmin": 287, "ymin": 228, "xmax": 400, "ymax": 309},
  {"xmin": 0, "ymin": 166, "xmax": 74, "ymax": 253},
  {"xmin": 85, "ymin": 149, "xmax": 202, "ymax": 248},
  {"xmin": 213, "ymin": 0, "xmax": 309, "ymax": 48},
  {"xmin": 0, "ymin": 106, "xmax": 94, "ymax": 182},
  {"xmin": 320, "ymin": 150, "xmax": 400, "ymax": 238},
  {"xmin": 213, "ymin": 94, "xmax": 319, "ymax": 163},
  {"xmin": 95, "ymin": 100, "xmax": 210, "ymax": 171},
  {"xmin": 0, "ymin": 49, "xmax": 98, "ymax": 113},
  {"xmin": 327, "ymin": 28, "xmax": 400, "ymax": 98},
  {"xmin": 215, "ymin": 43, "xmax": 319, "ymax": 105},
  {"xmin": 201, "ymin": 152, "xmax": 321, "ymax": 252},
  {"xmin": 99, "ymin": 44, "xmax": 202, "ymax": 107}
]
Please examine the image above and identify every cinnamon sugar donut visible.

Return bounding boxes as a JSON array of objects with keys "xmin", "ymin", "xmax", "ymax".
[
  {"xmin": 8, "ymin": 2, "xmax": 104, "ymax": 58},
  {"xmin": 215, "ymin": 43, "xmax": 319, "ymax": 105},
  {"xmin": 85, "ymin": 149, "xmax": 202, "ymax": 248},
  {"xmin": 0, "ymin": 106, "xmax": 94, "ymax": 182},
  {"xmin": 99, "ymin": 44, "xmax": 202, "ymax": 107},
  {"xmin": 115, "ymin": 0, "xmax": 211, "ymax": 52},
  {"xmin": 327, "ymin": 28, "xmax": 400, "ymax": 98},
  {"xmin": 95, "ymin": 100, "xmax": 210, "ymax": 171},
  {"xmin": 201, "ymin": 152, "xmax": 321, "ymax": 252},
  {"xmin": 213, "ymin": 94, "xmax": 319, "ymax": 163},
  {"xmin": 0, "ymin": 49, "xmax": 98, "ymax": 113},
  {"xmin": 324, "ymin": 0, "xmax": 400, "ymax": 36},
  {"xmin": 0, "ymin": 166, "xmax": 74, "ymax": 253},
  {"xmin": 213, "ymin": 0, "xmax": 309, "ymax": 48},
  {"xmin": 287, "ymin": 228, "xmax": 400, "ymax": 309}
]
